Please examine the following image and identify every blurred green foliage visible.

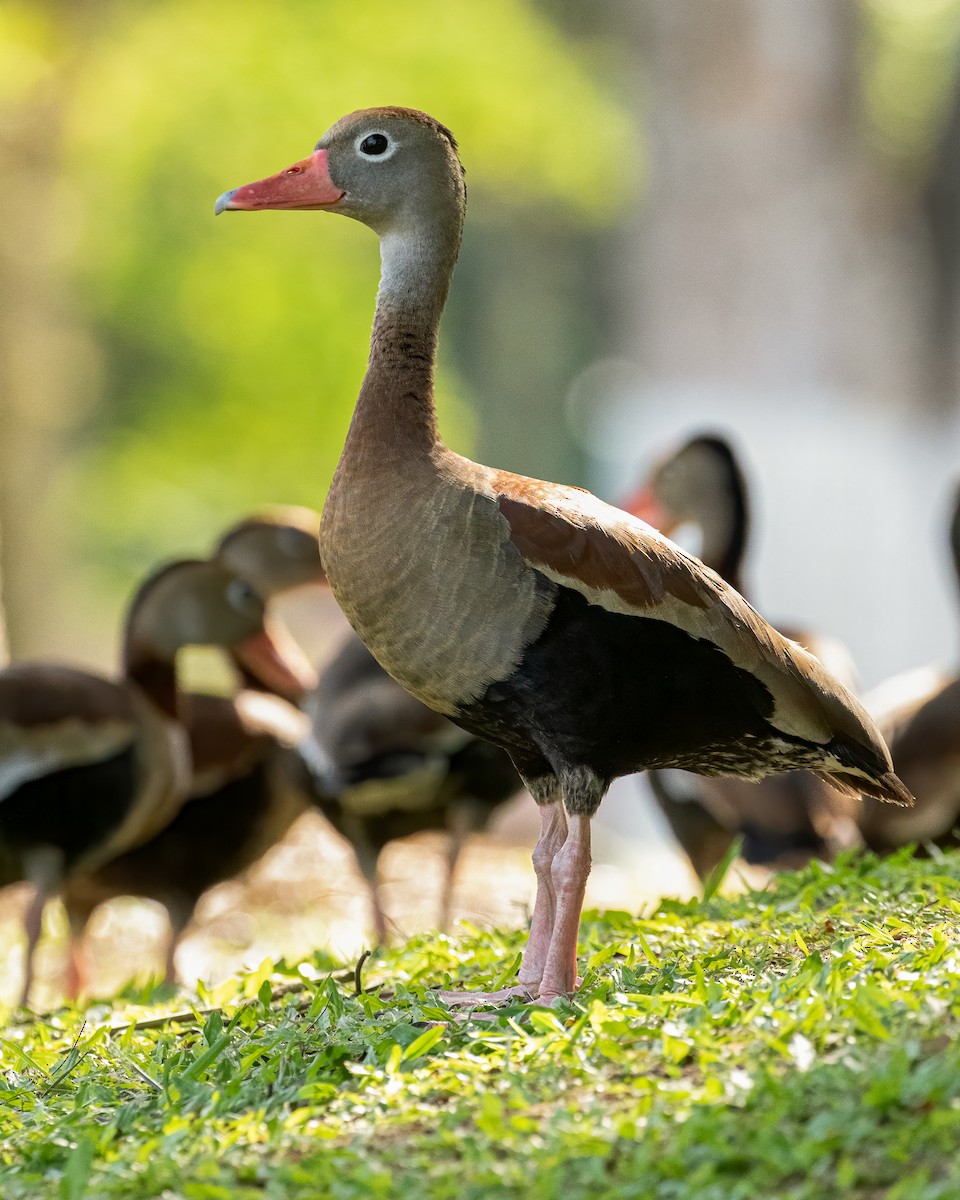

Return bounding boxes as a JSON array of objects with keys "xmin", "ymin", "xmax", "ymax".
[
  {"xmin": 861, "ymin": 0, "xmax": 960, "ymax": 170},
  {"xmin": 31, "ymin": 0, "xmax": 633, "ymax": 591},
  {"xmin": 5, "ymin": 0, "xmax": 960, "ymax": 636}
]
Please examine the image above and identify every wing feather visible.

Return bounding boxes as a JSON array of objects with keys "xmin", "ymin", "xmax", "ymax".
[{"xmin": 492, "ymin": 474, "xmax": 889, "ymax": 763}]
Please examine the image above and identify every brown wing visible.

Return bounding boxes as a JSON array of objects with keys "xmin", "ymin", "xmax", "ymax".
[
  {"xmin": 492, "ymin": 472, "xmax": 907, "ymax": 804},
  {"xmin": 0, "ymin": 665, "xmax": 138, "ymax": 802}
]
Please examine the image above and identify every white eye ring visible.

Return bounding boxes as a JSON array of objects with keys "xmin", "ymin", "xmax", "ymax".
[
  {"xmin": 355, "ymin": 131, "xmax": 398, "ymax": 162},
  {"xmin": 226, "ymin": 577, "xmax": 261, "ymax": 616}
]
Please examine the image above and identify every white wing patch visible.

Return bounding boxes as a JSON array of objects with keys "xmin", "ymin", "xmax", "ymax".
[
  {"xmin": 864, "ymin": 663, "xmax": 952, "ymax": 731},
  {"xmin": 235, "ymin": 690, "xmax": 310, "ymax": 746},
  {"xmin": 0, "ymin": 718, "xmax": 135, "ymax": 803}
]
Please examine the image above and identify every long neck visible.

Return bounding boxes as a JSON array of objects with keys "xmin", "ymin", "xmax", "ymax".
[
  {"xmin": 700, "ymin": 477, "xmax": 749, "ymax": 595},
  {"xmin": 122, "ymin": 635, "xmax": 178, "ymax": 720},
  {"xmin": 341, "ymin": 217, "xmax": 461, "ymax": 464}
]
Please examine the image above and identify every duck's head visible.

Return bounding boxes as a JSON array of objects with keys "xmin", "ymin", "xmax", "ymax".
[
  {"xmin": 623, "ymin": 434, "xmax": 747, "ymax": 538},
  {"xmin": 216, "ymin": 507, "xmax": 324, "ymax": 599},
  {"xmin": 124, "ymin": 559, "xmax": 315, "ymax": 701},
  {"xmin": 215, "ymin": 107, "xmax": 466, "ymax": 238},
  {"xmin": 622, "ymin": 433, "xmax": 750, "ymax": 588}
]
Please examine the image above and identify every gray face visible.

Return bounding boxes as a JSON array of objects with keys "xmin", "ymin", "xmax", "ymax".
[
  {"xmin": 316, "ymin": 110, "xmax": 464, "ymax": 236},
  {"xmin": 218, "ymin": 521, "xmax": 323, "ymax": 599},
  {"xmin": 652, "ymin": 441, "xmax": 735, "ymax": 527},
  {"xmin": 139, "ymin": 562, "xmax": 268, "ymax": 655}
]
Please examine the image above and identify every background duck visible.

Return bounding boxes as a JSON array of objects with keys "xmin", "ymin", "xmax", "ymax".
[
  {"xmin": 625, "ymin": 433, "xmax": 864, "ymax": 878},
  {"xmin": 219, "ymin": 508, "xmax": 524, "ymax": 941},
  {"xmin": 0, "ymin": 558, "xmax": 301, "ymax": 1006},
  {"xmin": 299, "ymin": 634, "xmax": 522, "ymax": 942},
  {"xmin": 859, "ymin": 485, "xmax": 960, "ymax": 854},
  {"xmin": 61, "ymin": 513, "xmax": 320, "ymax": 992}
]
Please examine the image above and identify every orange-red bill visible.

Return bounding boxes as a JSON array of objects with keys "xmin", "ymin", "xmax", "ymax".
[
  {"xmin": 620, "ymin": 484, "xmax": 672, "ymax": 533},
  {"xmin": 232, "ymin": 621, "xmax": 317, "ymax": 700},
  {"xmin": 215, "ymin": 149, "xmax": 344, "ymax": 214}
]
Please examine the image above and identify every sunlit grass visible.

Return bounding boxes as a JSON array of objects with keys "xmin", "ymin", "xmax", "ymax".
[{"xmin": 4, "ymin": 850, "xmax": 960, "ymax": 1197}]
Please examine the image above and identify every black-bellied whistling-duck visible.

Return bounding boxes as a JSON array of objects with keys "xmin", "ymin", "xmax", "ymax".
[
  {"xmin": 625, "ymin": 433, "xmax": 863, "ymax": 878},
  {"xmin": 858, "ymin": 486, "xmax": 960, "ymax": 854},
  {"xmin": 216, "ymin": 107, "xmax": 910, "ymax": 1003},
  {"xmin": 61, "ymin": 690, "xmax": 310, "ymax": 992},
  {"xmin": 62, "ymin": 513, "xmax": 322, "ymax": 992},
  {"xmin": 299, "ymin": 634, "xmax": 522, "ymax": 941},
  {"xmin": 217, "ymin": 505, "xmax": 325, "ymax": 602},
  {"xmin": 0, "ymin": 559, "xmax": 308, "ymax": 1006}
]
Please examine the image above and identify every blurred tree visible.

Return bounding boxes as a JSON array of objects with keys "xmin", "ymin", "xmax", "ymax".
[
  {"xmin": 607, "ymin": 0, "xmax": 960, "ymax": 688},
  {"xmin": 0, "ymin": 0, "xmax": 104, "ymax": 657},
  {"xmin": 623, "ymin": 0, "xmax": 931, "ymax": 404},
  {"xmin": 0, "ymin": 0, "xmax": 631, "ymax": 663},
  {"xmin": 57, "ymin": 0, "xmax": 630, "ymax": 624}
]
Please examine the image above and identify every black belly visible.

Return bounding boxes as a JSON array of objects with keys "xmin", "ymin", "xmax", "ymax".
[
  {"xmin": 456, "ymin": 584, "xmax": 787, "ymax": 784},
  {"xmin": 89, "ymin": 762, "xmax": 273, "ymax": 909},
  {"xmin": 0, "ymin": 747, "xmax": 139, "ymax": 877}
]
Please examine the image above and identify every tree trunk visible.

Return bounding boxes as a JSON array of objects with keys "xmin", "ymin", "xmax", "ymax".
[
  {"xmin": 604, "ymin": 0, "xmax": 950, "ymax": 687},
  {"xmin": 0, "ymin": 2, "xmax": 101, "ymax": 660}
]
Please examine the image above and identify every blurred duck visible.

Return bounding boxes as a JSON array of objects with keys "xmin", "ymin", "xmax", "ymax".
[
  {"xmin": 62, "ymin": 690, "xmax": 311, "ymax": 993},
  {"xmin": 858, "ymin": 486, "xmax": 960, "ymax": 854},
  {"xmin": 62, "ymin": 513, "xmax": 321, "ymax": 993},
  {"xmin": 217, "ymin": 506, "xmax": 326, "ymax": 605},
  {"xmin": 0, "ymin": 558, "xmax": 305, "ymax": 1006},
  {"xmin": 298, "ymin": 635, "xmax": 523, "ymax": 942},
  {"xmin": 625, "ymin": 433, "xmax": 863, "ymax": 879}
]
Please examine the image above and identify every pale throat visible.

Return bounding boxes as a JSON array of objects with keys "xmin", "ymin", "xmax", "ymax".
[
  {"xmin": 341, "ymin": 218, "xmax": 462, "ymax": 458},
  {"xmin": 375, "ymin": 218, "xmax": 460, "ymax": 326}
]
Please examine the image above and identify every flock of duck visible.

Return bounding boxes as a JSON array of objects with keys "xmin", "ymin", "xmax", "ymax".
[{"xmin": 1, "ymin": 106, "xmax": 955, "ymax": 1009}]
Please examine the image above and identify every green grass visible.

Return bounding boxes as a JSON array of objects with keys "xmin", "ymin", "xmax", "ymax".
[{"xmin": 4, "ymin": 849, "xmax": 960, "ymax": 1198}]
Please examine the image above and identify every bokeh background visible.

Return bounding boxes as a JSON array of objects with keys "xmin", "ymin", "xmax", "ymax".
[{"xmin": 3, "ymin": 0, "xmax": 960, "ymax": 1003}]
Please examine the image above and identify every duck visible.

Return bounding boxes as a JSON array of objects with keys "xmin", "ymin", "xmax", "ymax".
[
  {"xmin": 62, "ymin": 512, "xmax": 322, "ymax": 993},
  {"xmin": 216, "ymin": 106, "xmax": 911, "ymax": 1003},
  {"xmin": 0, "ymin": 558, "xmax": 309, "ymax": 1006},
  {"xmin": 624, "ymin": 433, "xmax": 863, "ymax": 878},
  {"xmin": 61, "ymin": 689, "xmax": 311, "ymax": 993},
  {"xmin": 299, "ymin": 633, "xmax": 522, "ymax": 941},
  {"xmin": 858, "ymin": 485, "xmax": 960, "ymax": 854}
]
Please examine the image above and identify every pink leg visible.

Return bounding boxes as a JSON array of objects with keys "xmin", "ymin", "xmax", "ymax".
[
  {"xmin": 370, "ymin": 885, "xmax": 389, "ymax": 946},
  {"xmin": 440, "ymin": 802, "xmax": 481, "ymax": 932},
  {"xmin": 517, "ymin": 801, "xmax": 568, "ymax": 990},
  {"xmin": 63, "ymin": 903, "xmax": 95, "ymax": 1001},
  {"xmin": 537, "ymin": 814, "xmax": 592, "ymax": 1002},
  {"xmin": 162, "ymin": 902, "xmax": 194, "ymax": 988},
  {"xmin": 352, "ymin": 842, "xmax": 390, "ymax": 945},
  {"xmin": 19, "ymin": 848, "xmax": 63, "ymax": 1008},
  {"xmin": 440, "ymin": 799, "xmax": 568, "ymax": 1008},
  {"xmin": 162, "ymin": 935, "xmax": 180, "ymax": 988},
  {"xmin": 20, "ymin": 886, "xmax": 48, "ymax": 1009}
]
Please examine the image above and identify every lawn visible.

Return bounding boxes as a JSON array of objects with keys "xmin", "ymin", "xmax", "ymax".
[{"xmin": 3, "ymin": 849, "xmax": 960, "ymax": 1199}]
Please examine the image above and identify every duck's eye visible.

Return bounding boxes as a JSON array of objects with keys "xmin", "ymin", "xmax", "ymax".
[
  {"xmin": 226, "ymin": 578, "xmax": 260, "ymax": 615},
  {"xmin": 359, "ymin": 133, "xmax": 389, "ymax": 157}
]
